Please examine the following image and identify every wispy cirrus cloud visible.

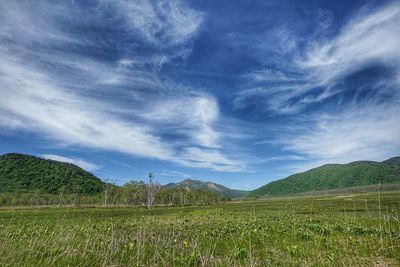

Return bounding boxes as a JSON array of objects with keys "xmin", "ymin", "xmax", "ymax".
[
  {"xmin": 175, "ymin": 147, "xmax": 246, "ymax": 173},
  {"xmin": 108, "ymin": 0, "xmax": 204, "ymax": 46},
  {"xmin": 0, "ymin": 57, "xmax": 174, "ymax": 159},
  {"xmin": 0, "ymin": 0, "xmax": 246, "ymax": 173},
  {"xmin": 159, "ymin": 170, "xmax": 191, "ymax": 179},
  {"xmin": 256, "ymin": 155, "xmax": 306, "ymax": 163},
  {"xmin": 274, "ymin": 101, "xmax": 400, "ymax": 173},
  {"xmin": 39, "ymin": 154, "xmax": 101, "ymax": 172},
  {"xmin": 234, "ymin": 2, "xmax": 400, "ymax": 173},
  {"xmin": 243, "ymin": 68, "xmax": 300, "ymax": 83},
  {"xmin": 235, "ymin": 2, "xmax": 400, "ymax": 114},
  {"xmin": 299, "ymin": 2, "xmax": 400, "ymax": 88},
  {"xmin": 2, "ymin": 0, "xmax": 397, "ymax": 184},
  {"xmin": 142, "ymin": 95, "xmax": 220, "ymax": 148}
]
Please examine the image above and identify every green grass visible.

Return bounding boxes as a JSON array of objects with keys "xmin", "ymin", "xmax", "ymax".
[{"xmin": 0, "ymin": 191, "xmax": 399, "ymax": 266}]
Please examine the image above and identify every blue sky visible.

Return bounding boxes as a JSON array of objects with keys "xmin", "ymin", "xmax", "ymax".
[{"xmin": 0, "ymin": 0, "xmax": 399, "ymax": 190}]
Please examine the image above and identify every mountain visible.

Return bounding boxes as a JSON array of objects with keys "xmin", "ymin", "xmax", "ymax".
[
  {"xmin": 248, "ymin": 157, "xmax": 400, "ymax": 197},
  {"xmin": 164, "ymin": 179, "xmax": 247, "ymax": 198},
  {"xmin": 0, "ymin": 153, "xmax": 105, "ymax": 195},
  {"xmin": 383, "ymin": 157, "xmax": 400, "ymax": 172}
]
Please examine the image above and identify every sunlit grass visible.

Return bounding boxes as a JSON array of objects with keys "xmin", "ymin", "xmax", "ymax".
[{"xmin": 0, "ymin": 191, "xmax": 399, "ymax": 266}]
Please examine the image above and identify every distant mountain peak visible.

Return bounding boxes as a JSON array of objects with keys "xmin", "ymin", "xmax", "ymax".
[{"xmin": 164, "ymin": 179, "xmax": 247, "ymax": 198}]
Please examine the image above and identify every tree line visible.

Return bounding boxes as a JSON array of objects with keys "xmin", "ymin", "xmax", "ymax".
[{"xmin": 0, "ymin": 173, "xmax": 229, "ymax": 207}]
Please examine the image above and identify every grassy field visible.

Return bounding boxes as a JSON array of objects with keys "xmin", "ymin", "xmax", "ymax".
[{"xmin": 0, "ymin": 192, "xmax": 399, "ymax": 266}]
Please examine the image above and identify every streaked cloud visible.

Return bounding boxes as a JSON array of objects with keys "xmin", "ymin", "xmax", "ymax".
[
  {"xmin": 0, "ymin": 0, "xmax": 398, "ymax": 186},
  {"xmin": 175, "ymin": 147, "xmax": 246, "ymax": 173},
  {"xmin": 0, "ymin": 0, "xmax": 246, "ymax": 173},
  {"xmin": 159, "ymin": 170, "xmax": 191, "ymax": 179},
  {"xmin": 277, "ymin": 102, "xmax": 400, "ymax": 172},
  {"xmin": 257, "ymin": 155, "xmax": 306, "ymax": 163},
  {"xmin": 40, "ymin": 154, "xmax": 101, "ymax": 172},
  {"xmin": 109, "ymin": 0, "xmax": 204, "ymax": 46},
  {"xmin": 235, "ymin": 2, "xmax": 400, "ymax": 114},
  {"xmin": 299, "ymin": 2, "xmax": 400, "ymax": 88},
  {"xmin": 142, "ymin": 95, "xmax": 220, "ymax": 148},
  {"xmin": 232, "ymin": 2, "xmax": 400, "ymax": 176}
]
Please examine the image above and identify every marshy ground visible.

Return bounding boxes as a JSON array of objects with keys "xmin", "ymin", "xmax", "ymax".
[{"xmin": 0, "ymin": 191, "xmax": 399, "ymax": 266}]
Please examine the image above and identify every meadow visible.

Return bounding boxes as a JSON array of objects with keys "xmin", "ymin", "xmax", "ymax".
[{"xmin": 0, "ymin": 191, "xmax": 399, "ymax": 266}]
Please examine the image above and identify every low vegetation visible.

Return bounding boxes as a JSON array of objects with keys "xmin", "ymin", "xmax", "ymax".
[
  {"xmin": 0, "ymin": 191, "xmax": 399, "ymax": 266},
  {"xmin": 0, "ymin": 186, "xmax": 228, "ymax": 207},
  {"xmin": 1, "ymin": 152, "xmax": 399, "ymax": 265}
]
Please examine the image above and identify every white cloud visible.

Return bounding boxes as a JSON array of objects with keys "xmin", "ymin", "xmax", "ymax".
[
  {"xmin": 143, "ymin": 95, "xmax": 220, "ymax": 148},
  {"xmin": 0, "ymin": 1, "xmax": 81, "ymax": 46},
  {"xmin": 0, "ymin": 1, "xmax": 246, "ymax": 173},
  {"xmin": 235, "ymin": 2, "xmax": 400, "ymax": 173},
  {"xmin": 39, "ymin": 154, "xmax": 101, "ymax": 172},
  {"xmin": 0, "ymin": 59, "xmax": 245, "ymax": 171},
  {"xmin": 0, "ymin": 112, "xmax": 23, "ymax": 130},
  {"xmin": 299, "ymin": 2, "xmax": 400, "ymax": 86},
  {"xmin": 244, "ymin": 68, "xmax": 298, "ymax": 83},
  {"xmin": 159, "ymin": 170, "xmax": 191, "ymax": 178},
  {"xmin": 175, "ymin": 147, "xmax": 246, "ymax": 172},
  {"xmin": 236, "ymin": 2, "xmax": 400, "ymax": 114},
  {"xmin": 167, "ymin": 2, "xmax": 399, "ymax": 175},
  {"xmin": 0, "ymin": 82, "xmax": 174, "ymax": 160},
  {"xmin": 233, "ymin": 84, "xmax": 311, "ymax": 115},
  {"xmin": 109, "ymin": 0, "xmax": 204, "ymax": 46},
  {"xmin": 0, "ymin": 47, "xmax": 174, "ymax": 159},
  {"xmin": 257, "ymin": 155, "xmax": 306, "ymax": 163},
  {"xmin": 278, "ymin": 102, "xmax": 400, "ymax": 172}
]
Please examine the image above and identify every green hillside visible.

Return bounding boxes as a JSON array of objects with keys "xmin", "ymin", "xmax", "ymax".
[
  {"xmin": 164, "ymin": 179, "xmax": 247, "ymax": 198},
  {"xmin": 248, "ymin": 158, "xmax": 400, "ymax": 197},
  {"xmin": 383, "ymin": 157, "xmax": 400, "ymax": 172},
  {"xmin": 0, "ymin": 153, "xmax": 105, "ymax": 195}
]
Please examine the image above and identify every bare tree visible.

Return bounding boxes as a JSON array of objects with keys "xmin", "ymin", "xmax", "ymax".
[
  {"xmin": 72, "ymin": 187, "xmax": 81, "ymax": 207},
  {"xmin": 104, "ymin": 179, "xmax": 117, "ymax": 206},
  {"xmin": 58, "ymin": 186, "xmax": 66, "ymax": 207},
  {"xmin": 147, "ymin": 172, "xmax": 158, "ymax": 209}
]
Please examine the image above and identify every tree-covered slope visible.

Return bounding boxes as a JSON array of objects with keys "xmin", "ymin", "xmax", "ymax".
[
  {"xmin": 0, "ymin": 153, "xmax": 105, "ymax": 194},
  {"xmin": 248, "ymin": 159, "xmax": 400, "ymax": 197},
  {"xmin": 164, "ymin": 179, "xmax": 247, "ymax": 198},
  {"xmin": 383, "ymin": 157, "xmax": 400, "ymax": 172}
]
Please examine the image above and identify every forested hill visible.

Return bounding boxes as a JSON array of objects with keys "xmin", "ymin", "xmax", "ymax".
[
  {"xmin": 0, "ymin": 153, "xmax": 105, "ymax": 195},
  {"xmin": 248, "ymin": 157, "xmax": 400, "ymax": 197},
  {"xmin": 164, "ymin": 179, "xmax": 247, "ymax": 198},
  {"xmin": 383, "ymin": 157, "xmax": 400, "ymax": 172}
]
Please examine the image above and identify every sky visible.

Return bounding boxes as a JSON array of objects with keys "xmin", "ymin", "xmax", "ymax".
[{"xmin": 0, "ymin": 0, "xmax": 399, "ymax": 190}]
